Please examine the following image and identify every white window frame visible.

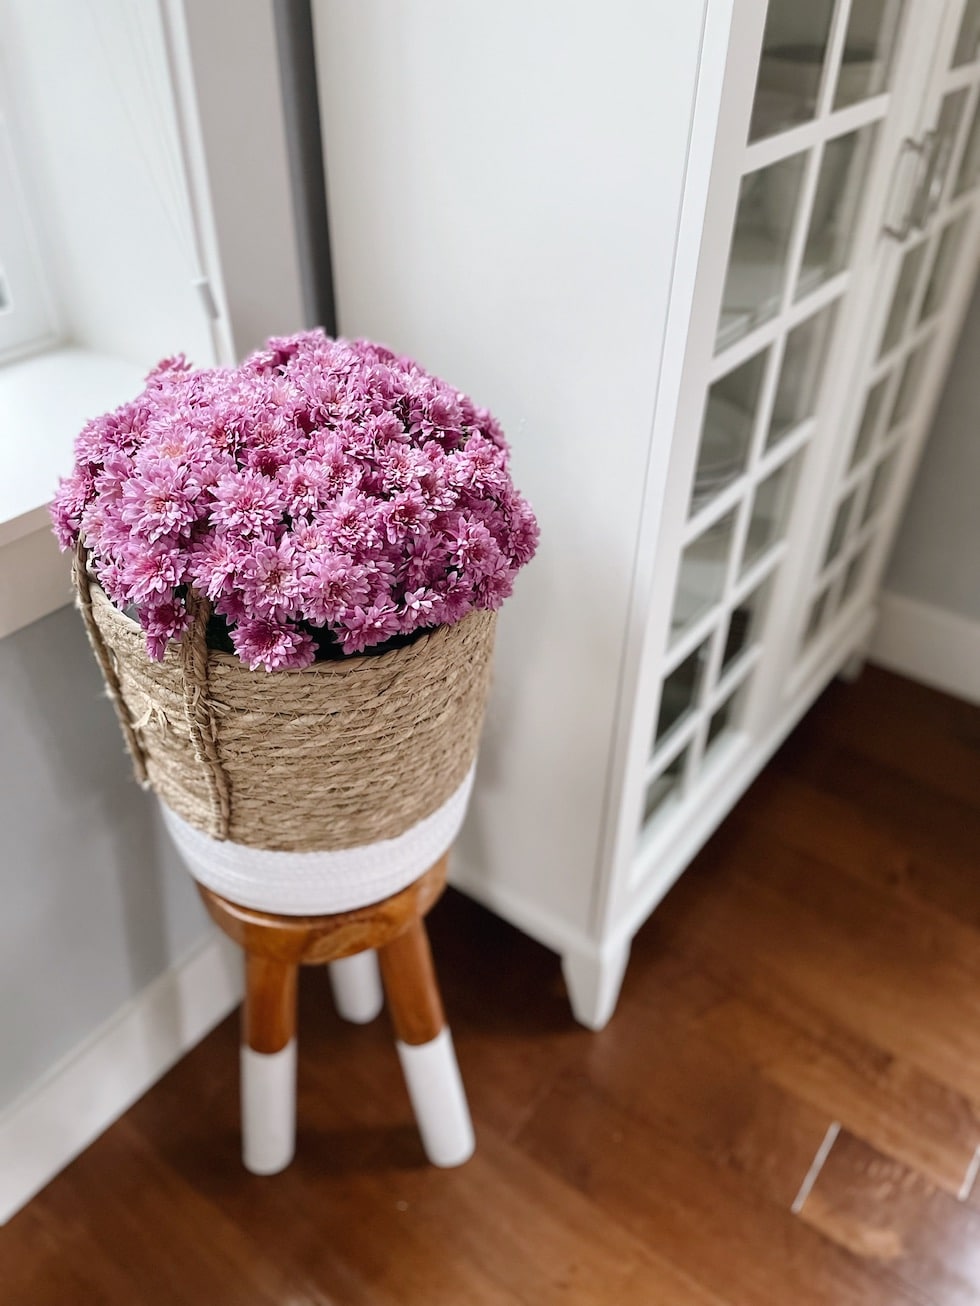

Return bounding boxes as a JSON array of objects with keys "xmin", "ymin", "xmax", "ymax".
[{"xmin": 0, "ymin": 104, "xmax": 58, "ymax": 364}]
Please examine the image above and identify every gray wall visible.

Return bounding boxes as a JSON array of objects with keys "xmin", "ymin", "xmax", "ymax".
[
  {"xmin": 0, "ymin": 606, "xmax": 212, "ymax": 1111},
  {"xmin": 885, "ymin": 279, "xmax": 980, "ymax": 621}
]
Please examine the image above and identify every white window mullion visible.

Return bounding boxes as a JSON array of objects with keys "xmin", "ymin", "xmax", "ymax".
[{"xmin": 0, "ymin": 110, "xmax": 58, "ymax": 362}]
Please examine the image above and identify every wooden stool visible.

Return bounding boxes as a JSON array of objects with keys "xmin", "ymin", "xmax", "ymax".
[{"xmin": 197, "ymin": 853, "xmax": 474, "ymax": 1175}]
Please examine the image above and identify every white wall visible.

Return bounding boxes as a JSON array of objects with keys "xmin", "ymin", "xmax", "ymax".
[
  {"xmin": 885, "ymin": 276, "xmax": 980, "ymax": 623},
  {"xmin": 0, "ymin": 607, "xmax": 212, "ymax": 1112},
  {"xmin": 873, "ymin": 275, "xmax": 980, "ymax": 703}
]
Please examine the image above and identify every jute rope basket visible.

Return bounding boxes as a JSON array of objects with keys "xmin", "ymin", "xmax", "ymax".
[{"xmin": 72, "ymin": 544, "xmax": 496, "ymax": 853}]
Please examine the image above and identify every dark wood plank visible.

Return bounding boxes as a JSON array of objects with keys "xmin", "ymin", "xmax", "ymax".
[
  {"xmin": 575, "ymin": 961, "xmax": 834, "ymax": 1210},
  {"xmin": 787, "ymin": 667, "xmax": 980, "ymax": 812},
  {"xmin": 694, "ymin": 987, "xmax": 980, "ymax": 1199},
  {"xmin": 518, "ymin": 1071, "xmax": 931, "ymax": 1306},
  {"xmin": 732, "ymin": 765, "xmax": 980, "ymax": 931},
  {"xmin": 655, "ymin": 821, "xmax": 980, "ymax": 1106}
]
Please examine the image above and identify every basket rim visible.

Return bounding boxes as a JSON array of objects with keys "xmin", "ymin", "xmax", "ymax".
[{"xmin": 88, "ymin": 580, "xmax": 492, "ymax": 679}]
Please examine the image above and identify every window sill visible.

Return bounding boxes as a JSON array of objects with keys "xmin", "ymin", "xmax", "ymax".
[{"xmin": 0, "ymin": 346, "xmax": 147, "ymax": 639}]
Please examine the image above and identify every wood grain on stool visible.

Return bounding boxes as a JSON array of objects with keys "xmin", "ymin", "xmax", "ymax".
[
  {"xmin": 379, "ymin": 918, "xmax": 445, "ymax": 1045},
  {"xmin": 243, "ymin": 956, "xmax": 297, "ymax": 1055},
  {"xmin": 197, "ymin": 853, "xmax": 450, "ymax": 1054},
  {"xmin": 197, "ymin": 853, "xmax": 448, "ymax": 966}
]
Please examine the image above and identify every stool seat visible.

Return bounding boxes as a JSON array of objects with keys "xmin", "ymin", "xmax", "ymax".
[
  {"xmin": 194, "ymin": 853, "xmax": 474, "ymax": 1175},
  {"xmin": 197, "ymin": 856, "xmax": 448, "ymax": 964}
]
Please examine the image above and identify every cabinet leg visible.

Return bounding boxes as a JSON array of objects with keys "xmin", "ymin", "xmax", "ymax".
[
  {"xmin": 839, "ymin": 627, "xmax": 873, "ymax": 684},
  {"xmin": 241, "ymin": 953, "xmax": 297, "ymax": 1175},
  {"xmin": 379, "ymin": 919, "xmax": 475, "ymax": 1167},
  {"xmin": 328, "ymin": 949, "xmax": 384, "ymax": 1024},
  {"xmin": 838, "ymin": 649, "xmax": 868, "ymax": 683},
  {"xmin": 561, "ymin": 937, "xmax": 632, "ymax": 1031}
]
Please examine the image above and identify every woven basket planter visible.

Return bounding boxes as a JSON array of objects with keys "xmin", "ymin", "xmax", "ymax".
[{"xmin": 72, "ymin": 546, "xmax": 496, "ymax": 858}]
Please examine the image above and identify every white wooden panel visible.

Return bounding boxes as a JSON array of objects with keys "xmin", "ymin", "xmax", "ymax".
[{"xmin": 313, "ymin": 0, "xmax": 711, "ymax": 937}]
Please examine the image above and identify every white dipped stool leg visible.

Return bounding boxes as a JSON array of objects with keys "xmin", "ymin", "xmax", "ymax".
[
  {"xmin": 329, "ymin": 950, "xmax": 384, "ymax": 1024},
  {"xmin": 241, "ymin": 954, "xmax": 298, "ymax": 1175},
  {"xmin": 396, "ymin": 1029, "xmax": 475, "ymax": 1166},
  {"xmin": 378, "ymin": 917, "xmax": 475, "ymax": 1168},
  {"xmin": 241, "ymin": 1040, "xmax": 297, "ymax": 1174}
]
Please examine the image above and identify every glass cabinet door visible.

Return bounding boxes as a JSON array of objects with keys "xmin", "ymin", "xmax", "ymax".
[
  {"xmin": 799, "ymin": 1, "xmax": 980, "ymax": 656},
  {"xmin": 637, "ymin": 0, "xmax": 917, "ymax": 856}
]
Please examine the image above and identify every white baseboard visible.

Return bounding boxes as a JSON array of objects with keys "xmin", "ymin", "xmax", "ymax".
[
  {"xmin": 870, "ymin": 590, "xmax": 980, "ymax": 706},
  {"xmin": 0, "ymin": 929, "xmax": 242, "ymax": 1226}
]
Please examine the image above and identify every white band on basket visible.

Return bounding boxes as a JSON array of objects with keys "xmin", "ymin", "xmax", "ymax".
[{"xmin": 161, "ymin": 765, "xmax": 474, "ymax": 915}]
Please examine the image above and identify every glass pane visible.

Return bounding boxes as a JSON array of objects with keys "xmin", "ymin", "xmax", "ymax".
[
  {"xmin": 741, "ymin": 455, "xmax": 800, "ymax": 574},
  {"xmin": 955, "ymin": 98, "xmax": 980, "ymax": 196},
  {"xmin": 722, "ymin": 579, "xmax": 771, "ymax": 673},
  {"xmin": 750, "ymin": 0, "xmax": 836, "ymax": 141},
  {"xmin": 878, "ymin": 240, "xmax": 927, "ymax": 357},
  {"xmin": 706, "ymin": 679, "xmax": 750, "ymax": 755},
  {"xmin": 888, "ymin": 340, "xmax": 931, "ymax": 429},
  {"xmin": 671, "ymin": 512, "xmax": 737, "ymax": 640},
  {"xmin": 848, "ymin": 377, "xmax": 889, "ymax": 469},
  {"xmin": 655, "ymin": 644, "xmax": 709, "ymax": 745},
  {"xmin": 841, "ymin": 546, "xmax": 869, "ymax": 602},
  {"xmin": 692, "ymin": 351, "xmax": 768, "ymax": 512},
  {"xmin": 862, "ymin": 448, "xmax": 899, "ymax": 524},
  {"xmin": 952, "ymin": 0, "xmax": 980, "ymax": 66},
  {"xmin": 803, "ymin": 587, "xmax": 832, "ymax": 646},
  {"xmin": 920, "ymin": 215, "xmax": 968, "ymax": 322},
  {"xmin": 834, "ymin": 0, "xmax": 906, "ymax": 109},
  {"xmin": 824, "ymin": 489, "xmax": 857, "ymax": 567},
  {"xmin": 798, "ymin": 126, "xmax": 878, "ymax": 300},
  {"xmin": 767, "ymin": 304, "xmax": 836, "ymax": 448},
  {"xmin": 718, "ymin": 153, "xmax": 807, "ymax": 351},
  {"xmin": 642, "ymin": 749, "xmax": 687, "ymax": 827}
]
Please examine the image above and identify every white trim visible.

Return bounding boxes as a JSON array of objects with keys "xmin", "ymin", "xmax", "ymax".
[
  {"xmin": 0, "ymin": 523, "xmax": 73, "ymax": 641},
  {"xmin": 791, "ymin": 1121, "xmax": 841, "ymax": 1216},
  {"xmin": 958, "ymin": 1144, "xmax": 980, "ymax": 1203},
  {"xmin": 870, "ymin": 589, "xmax": 980, "ymax": 704},
  {"xmin": 162, "ymin": 765, "xmax": 475, "ymax": 915},
  {"xmin": 0, "ymin": 929, "xmax": 241, "ymax": 1226},
  {"xmin": 448, "ymin": 854, "xmax": 599, "ymax": 962}
]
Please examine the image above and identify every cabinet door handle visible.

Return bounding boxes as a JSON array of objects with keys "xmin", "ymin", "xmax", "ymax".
[
  {"xmin": 883, "ymin": 135, "xmax": 930, "ymax": 241},
  {"xmin": 908, "ymin": 129, "xmax": 944, "ymax": 232}
]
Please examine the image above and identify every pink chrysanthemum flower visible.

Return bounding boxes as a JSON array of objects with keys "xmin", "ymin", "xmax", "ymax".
[
  {"xmin": 231, "ymin": 617, "xmax": 316, "ymax": 672},
  {"xmin": 211, "ymin": 469, "xmax": 285, "ymax": 537},
  {"xmin": 303, "ymin": 552, "xmax": 373, "ymax": 627},
  {"xmin": 51, "ymin": 329, "xmax": 538, "ymax": 666},
  {"xmin": 239, "ymin": 537, "xmax": 303, "ymax": 620}
]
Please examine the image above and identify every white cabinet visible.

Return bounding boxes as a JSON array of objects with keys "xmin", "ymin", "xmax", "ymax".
[{"xmin": 314, "ymin": 1, "xmax": 980, "ymax": 1027}]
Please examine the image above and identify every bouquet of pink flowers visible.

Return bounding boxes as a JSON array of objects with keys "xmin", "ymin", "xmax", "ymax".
[{"xmin": 52, "ymin": 331, "xmax": 538, "ymax": 671}]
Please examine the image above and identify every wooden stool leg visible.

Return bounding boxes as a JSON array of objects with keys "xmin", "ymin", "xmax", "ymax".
[
  {"xmin": 241, "ymin": 953, "xmax": 298, "ymax": 1175},
  {"xmin": 378, "ymin": 919, "xmax": 475, "ymax": 1167},
  {"xmin": 328, "ymin": 949, "xmax": 384, "ymax": 1024}
]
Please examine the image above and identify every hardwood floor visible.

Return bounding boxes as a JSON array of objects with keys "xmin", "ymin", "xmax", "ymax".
[{"xmin": 4, "ymin": 667, "xmax": 980, "ymax": 1304}]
